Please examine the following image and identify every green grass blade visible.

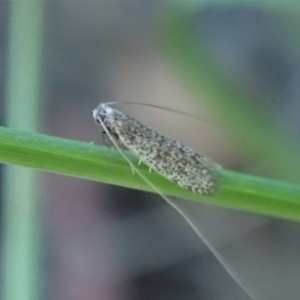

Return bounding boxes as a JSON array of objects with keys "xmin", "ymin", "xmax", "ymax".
[
  {"xmin": 0, "ymin": 126, "xmax": 299, "ymax": 221},
  {"xmin": 3, "ymin": 2, "xmax": 45, "ymax": 300}
]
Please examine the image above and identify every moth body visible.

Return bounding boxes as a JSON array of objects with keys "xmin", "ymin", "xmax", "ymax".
[{"xmin": 93, "ymin": 103, "xmax": 220, "ymax": 195}]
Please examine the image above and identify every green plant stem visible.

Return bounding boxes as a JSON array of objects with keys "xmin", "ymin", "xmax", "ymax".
[
  {"xmin": 3, "ymin": 2, "xmax": 45, "ymax": 300},
  {"xmin": 0, "ymin": 126, "xmax": 299, "ymax": 221}
]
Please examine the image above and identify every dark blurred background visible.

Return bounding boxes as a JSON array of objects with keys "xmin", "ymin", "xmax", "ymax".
[{"xmin": 2, "ymin": 1, "xmax": 300, "ymax": 300}]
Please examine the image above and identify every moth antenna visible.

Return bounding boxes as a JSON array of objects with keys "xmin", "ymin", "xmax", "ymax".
[
  {"xmin": 97, "ymin": 113, "xmax": 255, "ymax": 300},
  {"xmin": 102, "ymin": 101, "xmax": 215, "ymax": 126}
]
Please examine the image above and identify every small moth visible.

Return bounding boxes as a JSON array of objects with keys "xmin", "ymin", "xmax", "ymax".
[
  {"xmin": 93, "ymin": 103, "xmax": 256, "ymax": 298},
  {"xmin": 93, "ymin": 103, "xmax": 221, "ymax": 196}
]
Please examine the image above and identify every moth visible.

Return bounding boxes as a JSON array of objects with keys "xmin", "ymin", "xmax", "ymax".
[
  {"xmin": 92, "ymin": 103, "xmax": 256, "ymax": 299},
  {"xmin": 93, "ymin": 103, "xmax": 221, "ymax": 195}
]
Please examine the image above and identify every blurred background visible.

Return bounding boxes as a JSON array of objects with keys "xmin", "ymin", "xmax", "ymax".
[{"xmin": 2, "ymin": 1, "xmax": 300, "ymax": 300}]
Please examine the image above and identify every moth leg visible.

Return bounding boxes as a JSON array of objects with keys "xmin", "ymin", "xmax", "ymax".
[
  {"xmin": 137, "ymin": 159, "xmax": 151, "ymax": 173},
  {"xmin": 101, "ymin": 131, "xmax": 115, "ymax": 174},
  {"xmin": 102, "ymin": 131, "xmax": 111, "ymax": 149},
  {"xmin": 130, "ymin": 165, "xmax": 135, "ymax": 174},
  {"xmin": 102, "ymin": 131, "xmax": 137, "ymax": 175}
]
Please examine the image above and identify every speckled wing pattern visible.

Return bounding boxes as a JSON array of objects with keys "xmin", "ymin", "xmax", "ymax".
[{"xmin": 93, "ymin": 104, "xmax": 220, "ymax": 195}]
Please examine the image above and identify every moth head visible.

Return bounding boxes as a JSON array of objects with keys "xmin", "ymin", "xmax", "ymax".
[{"xmin": 93, "ymin": 104, "xmax": 114, "ymax": 124}]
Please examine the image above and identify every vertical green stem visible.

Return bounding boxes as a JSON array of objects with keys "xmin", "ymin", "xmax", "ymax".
[{"xmin": 3, "ymin": 2, "xmax": 45, "ymax": 300}]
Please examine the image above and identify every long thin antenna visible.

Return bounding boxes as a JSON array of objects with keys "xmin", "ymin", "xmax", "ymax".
[
  {"xmin": 98, "ymin": 115, "xmax": 256, "ymax": 300},
  {"xmin": 103, "ymin": 101, "xmax": 214, "ymax": 125}
]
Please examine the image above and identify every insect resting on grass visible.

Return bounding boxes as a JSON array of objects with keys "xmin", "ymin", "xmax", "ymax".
[
  {"xmin": 93, "ymin": 102, "xmax": 255, "ymax": 300},
  {"xmin": 93, "ymin": 102, "xmax": 221, "ymax": 196}
]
